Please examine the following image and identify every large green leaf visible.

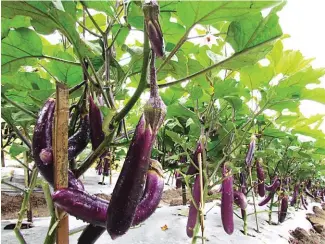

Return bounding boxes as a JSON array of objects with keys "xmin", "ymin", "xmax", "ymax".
[
  {"xmin": 1, "ymin": 28, "xmax": 43, "ymax": 74},
  {"xmin": 2, "ymin": 1, "xmax": 96, "ymax": 59},
  {"xmin": 226, "ymin": 2, "xmax": 284, "ymax": 52},
  {"xmin": 177, "ymin": 1, "xmax": 280, "ymax": 28},
  {"xmin": 1, "ymin": 15, "xmax": 31, "ymax": 39}
]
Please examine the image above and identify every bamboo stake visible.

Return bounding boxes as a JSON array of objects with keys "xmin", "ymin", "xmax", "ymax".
[{"xmin": 53, "ymin": 82, "xmax": 69, "ymax": 244}]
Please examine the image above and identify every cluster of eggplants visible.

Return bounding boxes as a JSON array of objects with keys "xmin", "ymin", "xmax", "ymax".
[
  {"xmin": 52, "ymin": 159, "xmax": 164, "ymax": 228},
  {"xmin": 256, "ymin": 159, "xmax": 265, "ymax": 197},
  {"xmin": 221, "ymin": 165, "xmax": 234, "ymax": 235},
  {"xmin": 32, "ymin": 98, "xmax": 88, "ymax": 189},
  {"xmin": 258, "ymin": 178, "xmax": 280, "ymax": 206}
]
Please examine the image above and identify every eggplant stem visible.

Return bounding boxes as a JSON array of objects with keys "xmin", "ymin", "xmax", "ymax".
[{"xmin": 248, "ymin": 166, "xmax": 260, "ymax": 232}]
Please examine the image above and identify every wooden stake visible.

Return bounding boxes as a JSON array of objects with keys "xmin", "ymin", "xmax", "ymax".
[{"xmin": 53, "ymin": 82, "xmax": 69, "ymax": 244}]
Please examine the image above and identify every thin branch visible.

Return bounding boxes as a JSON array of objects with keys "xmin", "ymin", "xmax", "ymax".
[
  {"xmin": 2, "ymin": 118, "xmax": 32, "ymax": 150},
  {"xmin": 2, "ymin": 150, "xmax": 32, "ymax": 172},
  {"xmin": 77, "ymin": 21, "xmax": 102, "ymax": 38},
  {"xmin": 187, "ymin": 32, "xmax": 227, "ymax": 40},
  {"xmin": 2, "ymin": 94, "xmax": 38, "ymax": 119},
  {"xmin": 81, "ymin": 2, "xmax": 105, "ymax": 35},
  {"xmin": 2, "ymin": 55, "xmax": 81, "ymax": 68},
  {"xmin": 85, "ymin": 57, "xmax": 111, "ymax": 108},
  {"xmin": 113, "ymin": 23, "xmax": 151, "ymax": 123},
  {"xmin": 108, "ymin": 26, "xmax": 122, "ymax": 49},
  {"xmin": 69, "ymin": 81, "xmax": 86, "ymax": 94},
  {"xmin": 157, "ymin": 35, "xmax": 281, "ymax": 88},
  {"xmin": 1, "ymin": 180, "xmax": 26, "ymax": 192}
]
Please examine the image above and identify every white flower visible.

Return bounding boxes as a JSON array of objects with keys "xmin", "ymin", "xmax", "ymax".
[{"xmin": 200, "ymin": 33, "xmax": 218, "ymax": 48}]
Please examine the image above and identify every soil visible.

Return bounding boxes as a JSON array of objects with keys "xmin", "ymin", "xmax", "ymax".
[{"xmin": 289, "ymin": 204, "xmax": 325, "ymax": 244}]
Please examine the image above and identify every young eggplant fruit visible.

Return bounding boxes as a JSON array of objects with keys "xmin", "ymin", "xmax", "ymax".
[
  {"xmin": 186, "ymin": 141, "xmax": 203, "ymax": 175},
  {"xmin": 186, "ymin": 174, "xmax": 202, "ymax": 238},
  {"xmin": 143, "ymin": 0, "xmax": 164, "ymax": 57},
  {"xmin": 221, "ymin": 165, "xmax": 234, "ymax": 235},
  {"xmin": 256, "ymin": 159, "xmax": 265, "ymax": 197},
  {"xmin": 245, "ymin": 135, "xmax": 256, "ymax": 167},
  {"xmin": 278, "ymin": 195, "xmax": 288, "ymax": 223},
  {"xmin": 233, "ymin": 190, "xmax": 247, "ymax": 210}
]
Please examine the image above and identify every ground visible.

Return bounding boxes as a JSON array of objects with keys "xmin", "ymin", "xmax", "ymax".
[{"xmin": 1, "ymin": 165, "xmax": 324, "ymax": 244}]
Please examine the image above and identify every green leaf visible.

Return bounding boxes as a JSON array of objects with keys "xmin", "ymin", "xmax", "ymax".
[
  {"xmin": 160, "ymin": 86, "xmax": 185, "ymax": 106},
  {"xmin": 1, "ymin": 16, "xmax": 31, "ymax": 39},
  {"xmin": 1, "ymin": 28, "xmax": 42, "ymax": 74},
  {"xmin": 41, "ymin": 51, "xmax": 83, "ymax": 86},
  {"xmin": 226, "ymin": 2, "xmax": 284, "ymax": 53},
  {"xmin": 263, "ymin": 128, "xmax": 289, "ymax": 138},
  {"xmin": 9, "ymin": 143, "xmax": 29, "ymax": 157},
  {"xmin": 301, "ymin": 88, "xmax": 325, "ymax": 104},
  {"xmin": 82, "ymin": 1, "xmax": 116, "ymax": 17},
  {"xmin": 177, "ymin": 1, "xmax": 279, "ymax": 28},
  {"xmin": 240, "ymin": 63, "xmax": 275, "ymax": 89},
  {"xmin": 2, "ymin": 1, "xmax": 96, "ymax": 59}
]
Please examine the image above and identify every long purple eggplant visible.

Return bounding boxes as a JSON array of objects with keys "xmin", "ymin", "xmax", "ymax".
[
  {"xmin": 278, "ymin": 195, "xmax": 288, "ymax": 223},
  {"xmin": 290, "ymin": 184, "xmax": 300, "ymax": 206},
  {"xmin": 240, "ymin": 172, "xmax": 247, "ymax": 195},
  {"xmin": 186, "ymin": 141, "xmax": 203, "ymax": 175},
  {"xmin": 68, "ymin": 113, "xmax": 90, "ymax": 161},
  {"xmin": 78, "ymin": 224, "xmax": 105, "ymax": 244},
  {"xmin": 233, "ymin": 190, "xmax": 247, "ymax": 210},
  {"xmin": 89, "ymin": 95, "xmax": 105, "ymax": 150},
  {"xmin": 106, "ymin": 115, "xmax": 154, "ymax": 238},
  {"xmin": 221, "ymin": 165, "xmax": 234, "ymax": 235},
  {"xmin": 301, "ymin": 195, "xmax": 308, "ymax": 210},
  {"xmin": 256, "ymin": 159, "xmax": 265, "ymax": 197},
  {"xmin": 304, "ymin": 188, "xmax": 315, "ymax": 199},
  {"xmin": 258, "ymin": 180, "xmax": 280, "ymax": 206},
  {"xmin": 265, "ymin": 177, "xmax": 280, "ymax": 192},
  {"xmin": 175, "ymin": 171, "xmax": 182, "ymax": 189},
  {"xmin": 245, "ymin": 135, "xmax": 256, "ymax": 167},
  {"xmin": 186, "ymin": 174, "xmax": 202, "ymax": 238},
  {"xmin": 53, "ymin": 159, "xmax": 164, "ymax": 225}
]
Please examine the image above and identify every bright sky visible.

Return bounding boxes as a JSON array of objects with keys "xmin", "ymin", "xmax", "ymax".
[{"xmin": 278, "ymin": 0, "xmax": 325, "ymax": 132}]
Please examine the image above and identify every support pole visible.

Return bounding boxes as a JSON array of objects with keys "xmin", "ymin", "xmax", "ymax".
[{"xmin": 53, "ymin": 82, "xmax": 69, "ymax": 244}]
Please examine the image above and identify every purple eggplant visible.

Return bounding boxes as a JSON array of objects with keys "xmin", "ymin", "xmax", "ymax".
[
  {"xmin": 143, "ymin": 0, "xmax": 164, "ymax": 58},
  {"xmin": 175, "ymin": 171, "xmax": 182, "ymax": 189},
  {"xmin": 258, "ymin": 180, "xmax": 280, "ymax": 206},
  {"xmin": 278, "ymin": 195, "xmax": 288, "ymax": 223},
  {"xmin": 54, "ymin": 160, "xmax": 164, "ymax": 232},
  {"xmin": 290, "ymin": 184, "xmax": 300, "ymax": 206},
  {"xmin": 78, "ymin": 224, "xmax": 105, "ymax": 244},
  {"xmin": 245, "ymin": 135, "xmax": 256, "ymax": 167},
  {"xmin": 240, "ymin": 172, "xmax": 247, "ymax": 195},
  {"xmin": 103, "ymin": 158, "xmax": 110, "ymax": 177},
  {"xmin": 186, "ymin": 141, "xmax": 203, "ymax": 175},
  {"xmin": 52, "ymin": 188, "xmax": 109, "ymax": 226},
  {"xmin": 221, "ymin": 165, "xmax": 234, "ymax": 235},
  {"xmin": 32, "ymin": 99, "xmax": 84, "ymax": 190},
  {"xmin": 233, "ymin": 190, "xmax": 247, "ymax": 210},
  {"xmin": 132, "ymin": 159, "xmax": 164, "ymax": 226},
  {"xmin": 67, "ymin": 113, "xmax": 90, "ymax": 161},
  {"xmin": 304, "ymin": 188, "xmax": 315, "ymax": 199},
  {"xmin": 186, "ymin": 174, "xmax": 202, "ymax": 238},
  {"xmin": 265, "ymin": 177, "xmax": 280, "ymax": 192},
  {"xmin": 89, "ymin": 96, "xmax": 105, "ymax": 150},
  {"xmin": 256, "ymin": 159, "xmax": 265, "ymax": 197},
  {"xmin": 106, "ymin": 115, "xmax": 155, "ymax": 239},
  {"xmin": 301, "ymin": 195, "xmax": 308, "ymax": 210}
]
